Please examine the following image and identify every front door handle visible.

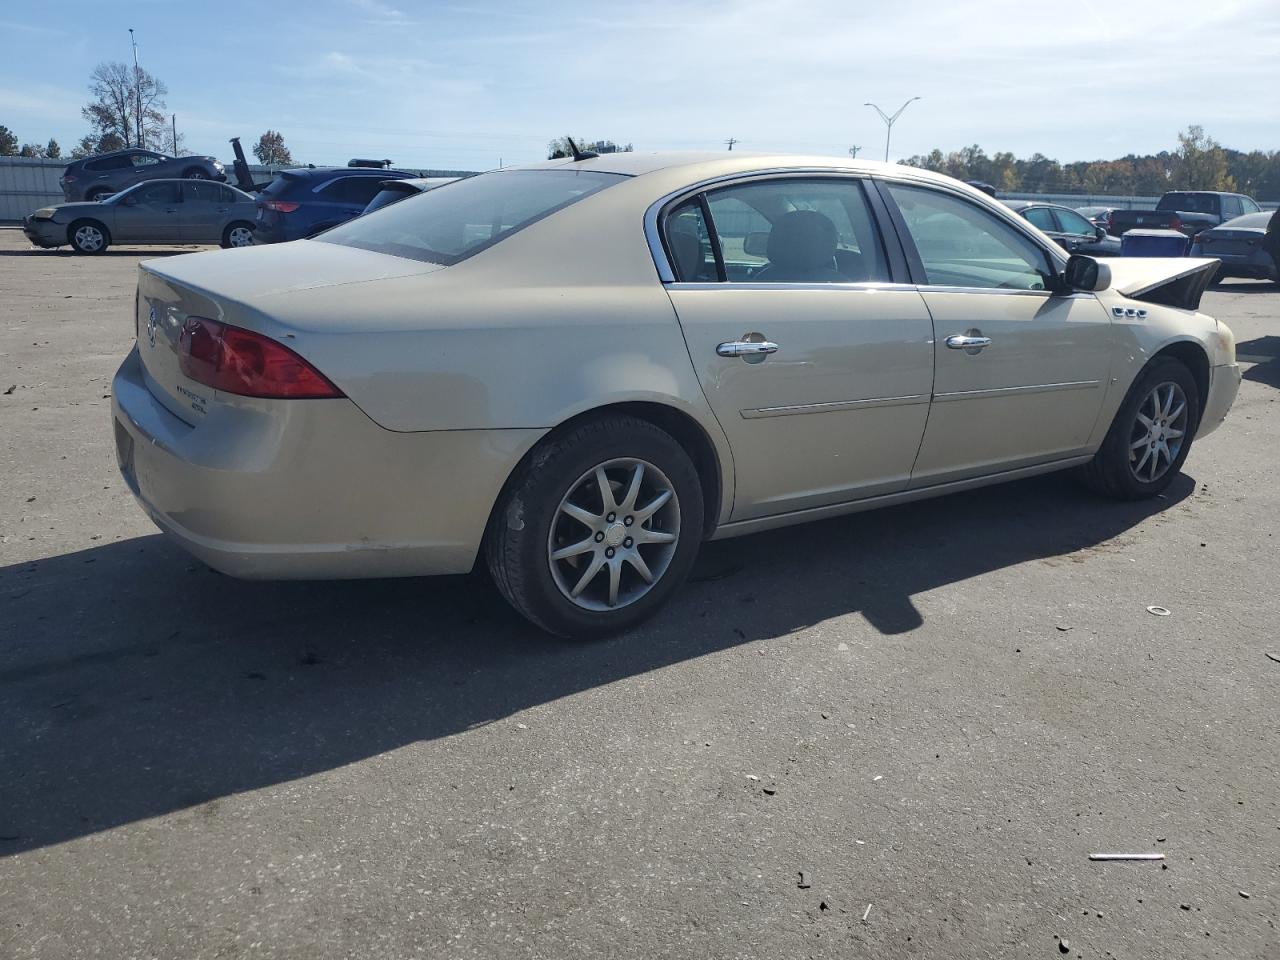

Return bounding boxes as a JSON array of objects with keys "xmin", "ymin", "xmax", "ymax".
[
  {"xmin": 717, "ymin": 339, "xmax": 779, "ymax": 358},
  {"xmin": 945, "ymin": 334, "xmax": 992, "ymax": 352}
]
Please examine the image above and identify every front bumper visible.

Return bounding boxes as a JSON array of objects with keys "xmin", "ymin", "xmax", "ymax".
[
  {"xmin": 22, "ymin": 216, "xmax": 63, "ymax": 248},
  {"xmin": 111, "ymin": 346, "xmax": 542, "ymax": 579},
  {"xmin": 1197, "ymin": 362, "xmax": 1241, "ymax": 439}
]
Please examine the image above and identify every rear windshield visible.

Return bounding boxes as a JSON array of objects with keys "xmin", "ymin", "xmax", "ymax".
[
  {"xmin": 1157, "ymin": 193, "xmax": 1218, "ymax": 214},
  {"xmin": 364, "ymin": 185, "xmax": 417, "ymax": 214},
  {"xmin": 260, "ymin": 173, "xmax": 305, "ymax": 199},
  {"xmin": 318, "ymin": 169, "xmax": 626, "ymax": 265},
  {"xmin": 1221, "ymin": 212, "xmax": 1271, "ymax": 229}
]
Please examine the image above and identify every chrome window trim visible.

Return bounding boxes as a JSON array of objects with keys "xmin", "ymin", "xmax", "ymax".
[
  {"xmin": 644, "ymin": 168, "xmax": 876, "ymax": 283},
  {"xmin": 742, "ymin": 393, "xmax": 929, "ymax": 419},
  {"xmin": 665, "ymin": 280, "xmax": 920, "ymax": 293}
]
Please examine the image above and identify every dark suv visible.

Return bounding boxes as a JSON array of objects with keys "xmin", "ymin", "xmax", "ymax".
[
  {"xmin": 60, "ymin": 149, "xmax": 226, "ymax": 202},
  {"xmin": 252, "ymin": 166, "xmax": 417, "ymax": 243}
]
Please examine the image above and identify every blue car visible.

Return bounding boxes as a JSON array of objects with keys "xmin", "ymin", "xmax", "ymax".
[{"xmin": 253, "ymin": 165, "xmax": 417, "ymax": 244}]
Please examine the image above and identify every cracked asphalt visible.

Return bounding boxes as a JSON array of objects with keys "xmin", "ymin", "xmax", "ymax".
[{"xmin": 1, "ymin": 226, "xmax": 1277, "ymax": 959}]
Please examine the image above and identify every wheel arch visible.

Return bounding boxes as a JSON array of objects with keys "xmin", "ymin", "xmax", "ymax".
[
  {"xmin": 488, "ymin": 400, "xmax": 730, "ymax": 542},
  {"xmin": 1150, "ymin": 339, "xmax": 1209, "ymax": 424},
  {"xmin": 66, "ymin": 217, "xmax": 111, "ymax": 248}
]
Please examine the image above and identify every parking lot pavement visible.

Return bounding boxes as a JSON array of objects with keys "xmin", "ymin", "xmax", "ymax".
[{"xmin": 1, "ymin": 223, "xmax": 1277, "ymax": 959}]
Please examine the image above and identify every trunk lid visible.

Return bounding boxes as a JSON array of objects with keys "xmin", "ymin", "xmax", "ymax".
[
  {"xmin": 135, "ymin": 243, "xmax": 443, "ymax": 423},
  {"xmin": 1105, "ymin": 257, "xmax": 1220, "ymax": 311}
]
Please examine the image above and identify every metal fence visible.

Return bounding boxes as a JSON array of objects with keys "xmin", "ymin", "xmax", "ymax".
[{"xmin": 0, "ymin": 156, "xmax": 477, "ymax": 222}]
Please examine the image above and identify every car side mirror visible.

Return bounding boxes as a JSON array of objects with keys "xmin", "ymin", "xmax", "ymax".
[
  {"xmin": 1094, "ymin": 226, "xmax": 1106, "ymax": 241},
  {"xmin": 1062, "ymin": 254, "xmax": 1111, "ymax": 293},
  {"xmin": 743, "ymin": 231, "xmax": 770, "ymax": 258}
]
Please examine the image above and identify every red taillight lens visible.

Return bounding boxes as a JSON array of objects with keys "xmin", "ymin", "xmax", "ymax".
[
  {"xmin": 263, "ymin": 200, "xmax": 299, "ymax": 213},
  {"xmin": 1168, "ymin": 216, "xmax": 1182, "ymax": 231},
  {"xmin": 178, "ymin": 317, "xmax": 343, "ymax": 399},
  {"xmin": 1105, "ymin": 212, "xmax": 1113, "ymax": 231}
]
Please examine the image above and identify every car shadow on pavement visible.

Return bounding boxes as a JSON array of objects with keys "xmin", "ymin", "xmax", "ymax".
[
  {"xmin": 1237, "ymin": 335, "xmax": 1280, "ymax": 389},
  {"xmin": 0, "ymin": 248, "xmax": 202, "ymax": 258},
  {"xmin": 0, "ymin": 470, "xmax": 1192, "ymax": 854}
]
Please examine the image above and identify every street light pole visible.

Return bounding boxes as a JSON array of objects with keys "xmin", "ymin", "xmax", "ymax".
[
  {"xmin": 864, "ymin": 96, "xmax": 921, "ymax": 163},
  {"xmin": 129, "ymin": 28, "xmax": 143, "ymax": 150}
]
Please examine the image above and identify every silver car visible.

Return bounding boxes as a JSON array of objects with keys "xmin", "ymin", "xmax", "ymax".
[
  {"xmin": 111, "ymin": 153, "xmax": 1241, "ymax": 637},
  {"xmin": 24, "ymin": 180, "xmax": 257, "ymax": 254}
]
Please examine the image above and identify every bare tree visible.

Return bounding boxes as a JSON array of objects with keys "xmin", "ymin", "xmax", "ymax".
[
  {"xmin": 81, "ymin": 61, "xmax": 170, "ymax": 151},
  {"xmin": 253, "ymin": 130, "xmax": 293, "ymax": 165}
]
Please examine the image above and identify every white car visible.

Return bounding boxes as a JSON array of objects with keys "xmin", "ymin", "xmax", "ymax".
[{"xmin": 112, "ymin": 152, "xmax": 1240, "ymax": 637}]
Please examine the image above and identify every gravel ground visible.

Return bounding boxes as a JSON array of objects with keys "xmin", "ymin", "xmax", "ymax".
[{"xmin": 1, "ymin": 226, "xmax": 1277, "ymax": 959}]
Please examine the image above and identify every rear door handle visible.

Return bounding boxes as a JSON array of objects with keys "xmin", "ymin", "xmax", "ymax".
[
  {"xmin": 945, "ymin": 334, "xmax": 992, "ymax": 351},
  {"xmin": 717, "ymin": 339, "xmax": 779, "ymax": 358}
]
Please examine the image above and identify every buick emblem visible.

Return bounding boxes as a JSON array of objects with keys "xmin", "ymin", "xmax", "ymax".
[{"xmin": 146, "ymin": 306, "xmax": 158, "ymax": 347}]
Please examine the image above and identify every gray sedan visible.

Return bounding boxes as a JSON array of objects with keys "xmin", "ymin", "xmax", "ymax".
[{"xmin": 23, "ymin": 180, "xmax": 257, "ymax": 254}]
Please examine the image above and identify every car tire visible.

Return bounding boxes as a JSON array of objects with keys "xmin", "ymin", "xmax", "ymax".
[
  {"xmin": 485, "ymin": 414, "xmax": 705, "ymax": 639},
  {"xmin": 221, "ymin": 221, "xmax": 255, "ymax": 248},
  {"xmin": 182, "ymin": 168, "xmax": 208, "ymax": 180},
  {"xmin": 86, "ymin": 187, "xmax": 113, "ymax": 202},
  {"xmin": 1081, "ymin": 357, "xmax": 1200, "ymax": 500},
  {"xmin": 68, "ymin": 219, "xmax": 110, "ymax": 255}
]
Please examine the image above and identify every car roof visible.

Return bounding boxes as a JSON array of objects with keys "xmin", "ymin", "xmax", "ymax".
[{"xmin": 281, "ymin": 166, "xmax": 415, "ymax": 178}]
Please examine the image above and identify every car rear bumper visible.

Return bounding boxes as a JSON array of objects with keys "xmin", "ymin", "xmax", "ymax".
[
  {"xmin": 111, "ymin": 346, "xmax": 542, "ymax": 579},
  {"xmin": 1197, "ymin": 362, "xmax": 1241, "ymax": 439},
  {"xmin": 1192, "ymin": 248, "xmax": 1277, "ymax": 280}
]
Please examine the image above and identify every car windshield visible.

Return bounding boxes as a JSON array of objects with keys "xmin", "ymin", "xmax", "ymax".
[{"xmin": 319, "ymin": 169, "xmax": 626, "ymax": 265}]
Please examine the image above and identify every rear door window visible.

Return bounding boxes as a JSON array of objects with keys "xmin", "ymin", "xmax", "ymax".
[
  {"xmin": 1022, "ymin": 207, "xmax": 1057, "ymax": 231},
  {"xmin": 87, "ymin": 155, "xmax": 133, "ymax": 172},
  {"xmin": 664, "ymin": 199, "xmax": 719, "ymax": 282},
  {"xmin": 182, "ymin": 181, "xmax": 220, "ymax": 204},
  {"xmin": 130, "ymin": 153, "xmax": 163, "ymax": 168},
  {"xmin": 699, "ymin": 177, "xmax": 890, "ymax": 283}
]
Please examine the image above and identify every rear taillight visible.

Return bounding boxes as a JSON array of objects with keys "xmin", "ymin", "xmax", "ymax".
[
  {"xmin": 1105, "ymin": 212, "xmax": 1113, "ymax": 232},
  {"xmin": 61, "ymin": 174, "xmax": 75, "ymax": 183},
  {"xmin": 178, "ymin": 317, "xmax": 343, "ymax": 399},
  {"xmin": 263, "ymin": 200, "xmax": 299, "ymax": 213},
  {"xmin": 1168, "ymin": 216, "xmax": 1182, "ymax": 231}
]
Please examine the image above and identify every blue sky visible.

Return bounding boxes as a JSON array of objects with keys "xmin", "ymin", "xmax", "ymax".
[{"xmin": 1, "ymin": 0, "xmax": 1277, "ymax": 170}]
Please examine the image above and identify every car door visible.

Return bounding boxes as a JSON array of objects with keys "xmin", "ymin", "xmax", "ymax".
[
  {"xmin": 178, "ymin": 180, "xmax": 224, "ymax": 243},
  {"xmin": 660, "ymin": 176, "xmax": 935, "ymax": 521},
  {"xmin": 113, "ymin": 181, "xmax": 183, "ymax": 243},
  {"xmin": 880, "ymin": 181, "xmax": 1115, "ymax": 487}
]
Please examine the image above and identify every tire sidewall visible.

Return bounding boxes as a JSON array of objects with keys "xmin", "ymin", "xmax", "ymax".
[
  {"xmin": 1100, "ymin": 358, "xmax": 1200, "ymax": 497},
  {"xmin": 497, "ymin": 419, "xmax": 704, "ymax": 638}
]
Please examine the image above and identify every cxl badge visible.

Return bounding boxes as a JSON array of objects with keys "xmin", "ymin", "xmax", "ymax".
[{"xmin": 146, "ymin": 306, "xmax": 158, "ymax": 348}]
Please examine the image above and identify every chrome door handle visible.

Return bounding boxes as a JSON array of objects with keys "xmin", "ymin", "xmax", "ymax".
[
  {"xmin": 945, "ymin": 334, "xmax": 992, "ymax": 351},
  {"xmin": 717, "ymin": 339, "xmax": 779, "ymax": 358}
]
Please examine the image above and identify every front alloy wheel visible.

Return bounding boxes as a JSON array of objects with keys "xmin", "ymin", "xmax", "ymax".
[
  {"xmin": 548, "ymin": 458, "xmax": 680, "ymax": 611},
  {"xmin": 226, "ymin": 225, "xmax": 254, "ymax": 248},
  {"xmin": 1128, "ymin": 381, "xmax": 1188, "ymax": 484}
]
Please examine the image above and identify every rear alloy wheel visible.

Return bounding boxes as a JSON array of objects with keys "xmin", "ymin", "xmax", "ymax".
[
  {"xmin": 222, "ymin": 222, "xmax": 255, "ymax": 248},
  {"xmin": 183, "ymin": 168, "xmax": 208, "ymax": 180},
  {"xmin": 68, "ymin": 220, "xmax": 109, "ymax": 254},
  {"xmin": 1082, "ymin": 357, "xmax": 1200, "ymax": 499},
  {"xmin": 486, "ymin": 415, "xmax": 704, "ymax": 638}
]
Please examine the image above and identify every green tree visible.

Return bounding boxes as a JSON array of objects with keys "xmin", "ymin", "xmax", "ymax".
[
  {"xmin": 0, "ymin": 125, "xmax": 17, "ymax": 156},
  {"xmin": 253, "ymin": 130, "xmax": 293, "ymax": 165},
  {"xmin": 1175, "ymin": 125, "xmax": 1234, "ymax": 191},
  {"xmin": 44, "ymin": 138, "xmax": 61, "ymax": 159},
  {"xmin": 18, "ymin": 142, "xmax": 46, "ymax": 158}
]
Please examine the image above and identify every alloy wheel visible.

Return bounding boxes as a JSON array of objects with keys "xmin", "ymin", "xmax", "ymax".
[
  {"xmin": 1128, "ymin": 381, "xmax": 1188, "ymax": 483},
  {"xmin": 228, "ymin": 226, "xmax": 254, "ymax": 247},
  {"xmin": 74, "ymin": 226, "xmax": 104, "ymax": 252},
  {"xmin": 547, "ymin": 458, "xmax": 681, "ymax": 611}
]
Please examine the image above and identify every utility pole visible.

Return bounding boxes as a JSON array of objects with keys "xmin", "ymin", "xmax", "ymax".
[
  {"xmin": 171, "ymin": 114, "xmax": 177, "ymax": 155},
  {"xmin": 129, "ymin": 28, "xmax": 143, "ymax": 150},
  {"xmin": 864, "ymin": 97, "xmax": 921, "ymax": 162},
  {"xmin": 848, "ymin": 145, "xmax": 861, "ymax": 159},
  {"xmin": 725, "ymin": 138, "xmax": 738, "ymax": 151}
]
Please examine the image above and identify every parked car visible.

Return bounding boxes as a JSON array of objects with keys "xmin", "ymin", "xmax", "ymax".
[
  {"xmin": 1076, "ymin": 206, "xmax": 1114, "ymax": 231},
  {"xmin": 60, "ymin": 149, "xmax": 226, "ymax": 202},
  {"xmin": 113, "ymin": 153, "xmax": 1239, "ymax": 638},
  {"xmin": 362, "ymin": 177, "xmax": 461, "ymax": 214},
  {"xmin": 1005, "ymin": 201, "xmax": 1121, "ymax": 256},
  {"xmin": 24, "ymin": 180, "xmax": 256, "ymax": 253},
  {"xmin": 251, "ymin": 166, "xmax": 418, "ymax": 243},
  {"xmin": 1108, "ymin": 191, "xmax": 1262, "ymax": 238},
  {"xmin": 1190, "ymin": 212, "xmax": 1279, "ymax": 283}
]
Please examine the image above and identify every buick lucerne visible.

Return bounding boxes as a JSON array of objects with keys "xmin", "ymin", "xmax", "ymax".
[{"xmin": 112, "ymin": 153, "xmax": 1240, "ymax": 637}]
